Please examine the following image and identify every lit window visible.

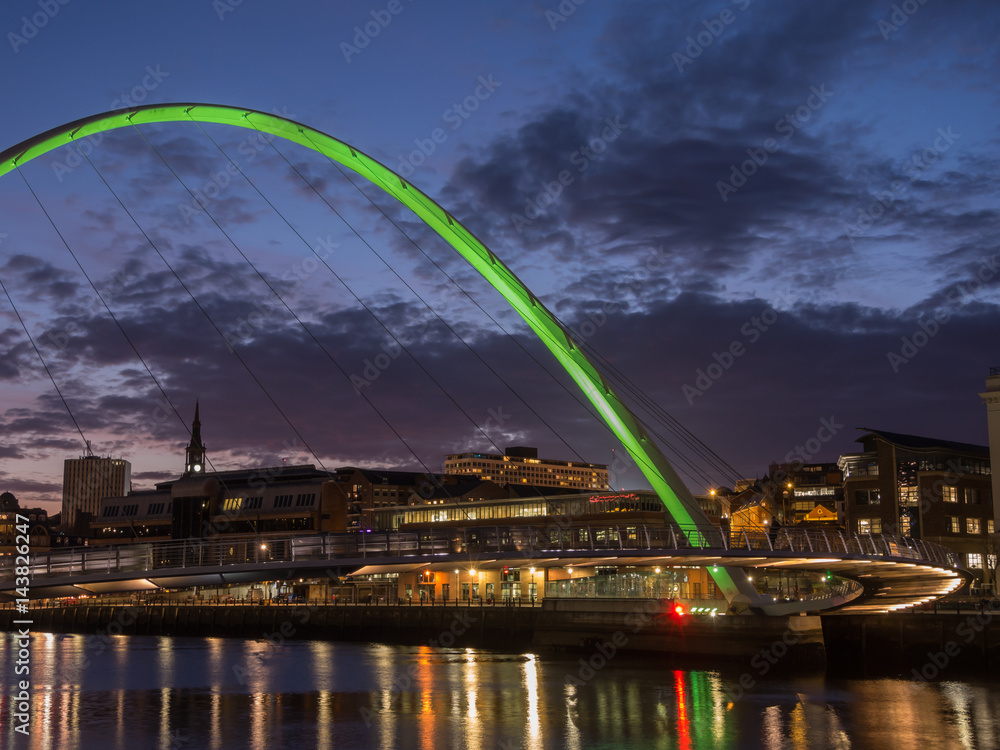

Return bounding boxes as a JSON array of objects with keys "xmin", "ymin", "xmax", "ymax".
[
  {"xmin": 965, "ymin": 488, "xmax": 981, "ymax": 505},
  {"xmin": 967, "ymin": 553, "xmax": 983, "ymax": 568},
  {"xmin": 947, "ymin": 516, "xmax": 960, "ymax": 533},
  {"xmin": 858, "ymin": 519, "xmax": 872, "ymax": 533},
  {"xmin": 899, "ymin": 515, "xmax": 912, "ymax": 536},
  {"xmin": 942, "ymin": 486, "xmax": 958, "ymax": 503},
  {"xmin": 989, "ymin": 520, "xmax": 995, "ymax": 535},
  {"xmin": 967, "ymin": 518, "xmax": 981, "ymax": 534}
]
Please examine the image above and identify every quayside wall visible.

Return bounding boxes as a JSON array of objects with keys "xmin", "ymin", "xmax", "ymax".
[
  {"xmin": 6, "ymin": 601, "xmax": 999, "ymax": 672},
  {"xmin": 0, "ymin": 599, "xmax": 824, "ymax": 664},
  {"xmin": 821, "ymin": 612, "xmax": 1000, "ymax": 673}
]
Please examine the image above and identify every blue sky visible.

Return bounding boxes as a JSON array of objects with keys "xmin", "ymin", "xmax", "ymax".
[{"xmin": 1, "ymin": 0, "xmax": 998, "ymax": 513}]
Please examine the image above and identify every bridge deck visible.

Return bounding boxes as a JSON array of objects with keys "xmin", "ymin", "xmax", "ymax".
[{"xmin": 1, "ymin": 524, "xmax": 967, "ymax": 613}]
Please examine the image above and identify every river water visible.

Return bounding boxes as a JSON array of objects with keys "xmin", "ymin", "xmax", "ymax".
[{"xmin": 2, "ymin": 633, "xmax": 999, "ymax": 749}]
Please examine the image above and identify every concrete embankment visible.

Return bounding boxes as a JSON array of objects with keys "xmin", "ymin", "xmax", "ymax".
[
  {"xmin": 822, "ymin": 612, "xmax": 1000, "ymax": 674},
  {"xmin": 0, "ymin": 599, "xmax": 824, "ymax": 663},
  {"xmin": 11, "ymin": 601, "xmax": 997, "ymax": 673}
]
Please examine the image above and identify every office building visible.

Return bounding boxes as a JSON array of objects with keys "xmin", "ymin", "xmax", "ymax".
[
  {"xmin": 443, "ymin": 446, "xmax": 609, "ymax": 491},
  {"xmin": 62, "ymin": 454, "xmax": 131, "ymax": 530},
  {"xmin": 839, "ymin": 428, "xmax": 993, "ymax": 583}
]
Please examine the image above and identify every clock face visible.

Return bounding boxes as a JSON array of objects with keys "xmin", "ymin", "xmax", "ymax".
[{"xmin": 194, "ymin": 464, "xmax": 202, "ymax": 472}]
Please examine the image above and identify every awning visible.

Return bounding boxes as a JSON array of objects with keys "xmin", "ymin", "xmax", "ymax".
[{"xmin": 346, "ymin": 563, "xmax": 425, "ymax": 577}]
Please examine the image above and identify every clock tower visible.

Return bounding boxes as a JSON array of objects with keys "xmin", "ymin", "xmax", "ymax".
[{"xmin": 184, "ymin": 401, "xmax": 207, "ymax": 476}]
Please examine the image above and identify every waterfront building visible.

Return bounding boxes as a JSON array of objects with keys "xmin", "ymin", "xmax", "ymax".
[
  {"xmin": 327, "ymin": 467, "xmax": 463, "ymax": 530},
  {"xmin": 370, "ymin": 489, "xmax": 670, "ymax": 532},
  {"xmin": 62, "ymin": 453, "xmax": 131, "ymax": 529},
  {"xmin": 839, "ymin": 428, "xmax": 993, "ymax": 585},
  {"xmin": 765, "ymin": 461, "xmax": 844, "ymax": 526},
  {"xmin": 981, "ymin": 367, "xmax": 1000, "ymax": 536},
  {"xmin": 92, "ymin": 463, "xmax": 341, "ymax": 543},
  {"xmin": 443, "ymin": 446, "xmax": 609, "ymax": 491},
  {"xmin": 0, "ymin": 491, "xmax": 52, "ymax": 560},
  {"xmin": 359, "ymin": 490, "xmax": 725, "ymax": 605}
]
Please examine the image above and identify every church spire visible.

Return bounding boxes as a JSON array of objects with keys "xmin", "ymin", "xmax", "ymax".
[
  {"xmin": 191, "ymin": 399, "xmax": 202, "ymax": 446},
  {"xmin": 184, "ymin": 400, "xmax": 206, "ymax": 475}
]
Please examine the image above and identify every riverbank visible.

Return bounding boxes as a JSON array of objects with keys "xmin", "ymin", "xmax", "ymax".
[{"xmin": 4, "ymin": 598, "xmax": 998, "ymax": 673}]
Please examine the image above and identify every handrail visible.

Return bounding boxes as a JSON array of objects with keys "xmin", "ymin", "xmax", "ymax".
[{"xmin": 0, "ymin": 523, "xmax": 962, "ymax": 583}]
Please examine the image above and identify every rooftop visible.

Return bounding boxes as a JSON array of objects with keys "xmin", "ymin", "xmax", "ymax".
[{"xmin": 856, "ymin": 428, "xmax": 989, "ymax": 457}]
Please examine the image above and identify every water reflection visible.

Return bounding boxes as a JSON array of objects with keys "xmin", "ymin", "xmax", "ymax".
[{"xmin": 2, "ymin": 633, "xmax": 1000, "ymax": 749}]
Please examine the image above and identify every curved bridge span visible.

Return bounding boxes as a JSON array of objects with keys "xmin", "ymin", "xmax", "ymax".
[
  {"xmin": 1, "ymin": 526, "xmax": 967, "ymax": 614},
  {"xmin": 0, "ymin": 106, "xmax": 972, "ymax": 614},
  {"xmin": 0, "ymin": 103, "xmax": 756, "ymax": 608}
]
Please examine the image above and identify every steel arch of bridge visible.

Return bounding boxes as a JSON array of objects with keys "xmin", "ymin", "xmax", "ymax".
[{"xmin": 1, "ymin": 104, "xmax": 757, "ymax": 605}]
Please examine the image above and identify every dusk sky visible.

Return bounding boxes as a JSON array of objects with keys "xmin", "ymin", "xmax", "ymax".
[{"xmin": 1, "ymin": 0, "xmax": 998, "ymax": 514}]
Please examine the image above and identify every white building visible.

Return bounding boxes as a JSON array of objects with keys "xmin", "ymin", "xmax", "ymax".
[{"xmin": 443, "ymin": 446, "xmax": 609, "ymax": 491}]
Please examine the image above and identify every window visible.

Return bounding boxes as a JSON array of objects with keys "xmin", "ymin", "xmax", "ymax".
[
  {"xmin": 858, "ymin": 519, "xmax": 873, "ymax": 533},
  {"xmin": 246, "ymin": 497, "xmax": 262, "ymax": 510},
  {"xmin": 855, "ymin": 489, "xmax": 880, "ymax": 506},
  {"xmin": 274, "ymin": 495, "xmax": 293, "ymax": 509},
  {"xmin": 967, "ymin": 553, "xmax": 983, "ymax": 568},
  {"xmin": 899, "ymin": 514, "xmax": 912, "ymax": 536},
  {"xmin": 965, "ymin": 488, "xmax": 981, "ymax": 505},
  {"xmin": 943, "ymin": 486, "xmax": 958, "ymax": 503},
  {"xmin": 870, "ymin": 519, "xmax": 882, "ymax": 534},
  {"xmin": 967, "ymin": 518, "xmax": 981, "ymax": 534},
  {"xmin": 296, "ymin": 493, "xmax": 316, "ymax": 507},
  {"xmin": 947, "ymin": 516, "xmax": 960, "ymax": 533},
  {"xmin": 122, "ymin": 504, "xmax": 138, "ymax": 516},
  {"xmin": 102, "ymin": 506, "xmax": 119, "ymax": 517},
  {"xmin": 223, "ymin": 497, "xmax": 243, "ymax": 512},
  {"xmin": 989, "ymin": 520, "xmax": 995, "ymax": 535},
  {"xmin": 149, "ymin": 502, "xmax": 165, "ymax": 515}
]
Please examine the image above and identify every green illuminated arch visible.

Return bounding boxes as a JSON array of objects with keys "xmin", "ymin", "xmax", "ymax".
[{"xmin": 0, "ymin": 103, "xmax": 759, "ymax": 606}]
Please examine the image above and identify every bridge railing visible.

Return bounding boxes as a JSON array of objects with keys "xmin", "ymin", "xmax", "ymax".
[{"xmin": 0, "ymin": 523, "xmax": 961, "ymax": 583}]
